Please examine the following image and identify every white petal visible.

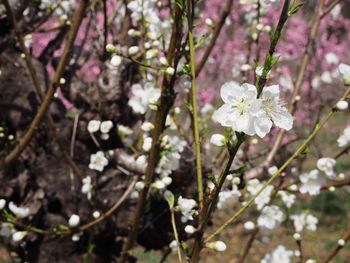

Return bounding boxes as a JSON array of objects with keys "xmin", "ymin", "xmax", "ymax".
[
  {"xmin": 220, "ymin": 81, "xmax": 241, "ymax": 103},
  {"xmin": 271, "ymin": 107, "xmax": 293, "ymax": 130},
  {"xmin": 263, "ymin": 85, "xmax": 280, "ymax": 98},
  {"xmin": 254, "ymin": 115, "xmax": 272, "ymax": 138}
]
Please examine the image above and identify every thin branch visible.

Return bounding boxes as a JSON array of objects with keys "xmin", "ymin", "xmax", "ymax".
[
  {"xmin": 195, "ymin": 0, "xmax": 233, "ymax": 76},
  {"xmin": 321, "ymin": 226, "xmax": 350, "ymax": 263},
  {"xmin": 2, "ymin": 0, "xmax": 90, "ymax": 168}
]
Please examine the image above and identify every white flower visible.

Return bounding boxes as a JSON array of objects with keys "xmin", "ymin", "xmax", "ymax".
[
  {"xmin": 162, "ymin": 176, "xmax": 172, "ymax": 186},
  {"xmin": 110, "ymin": 55, "xmax": 122, "ymax": 67},
  {"xmin": 100, "ymin": 121, "xmax": 113, "ymax": 133},
  {"xmin": 81, "ymin": 176, "xmax": 93, "ymax": 200},
  {"xmin": 291, "ymin": 213, "xmax": 318, "ymax": 232},
  {"xmin": 254, "ymin": 85, "xmax": 293, "ymax": 138},
  {"xmin": 87, "ymin": 120, "xmax": 101, "ymax": 133},
  {"xmin": 141, "ymin": 122, "xmax": 154, "ymax": 131},
  {"xmin": 244, "ymin": 221, "xmax": 256, "ymax": 230},
  {"xmin": 128, "ymin": 83, "xmax": 160, "ymax": 114},
  {"xmin": 258, "ymin": 205, "xmax": 284, "ymax": 230},
  {"xmin": 153, "ymin": 180, "xmax": 166, "ymax": 190},
  {"xmin": 337, "ymin": 125, "xmax": 350, "ymax": 147},
  {"xmin": 247, "ymin": 179, "xmax": 274, "ymax": 210},
  {"xmin": 177, "ymin": 196, "xmax": 196, "ymax": 223},
  {"xmin": 12, "ymin": 231, "xmax": 27, "ymax": 243},
  {"xmin": 210, "ymin": 134, "xmax": 226, "ymax": 146},
  {"xmin": 339, "ymin": 63, "xmax": 350, "ymax": 85},
  {"xmin": 317, "ymin": 157, "xmax": 336, "ymax": 178},
  {"xmin": 142, "ymin": 136, "xmax": 153, "ymax": 152},
  {"xmin": 336, "ymin": 100, "xmax": 348, "ymax": 110},
  {"xmin": 325, "ymin": 52, "xmax": 339, "ymax": 65},
  {"xmin": 169, "ymin": 240, "xmax": 178, "ymax": 251},
  {"xmin": 166, "ymin": 67, "xmax": 175, "ymax": 75},
  {"xmin": 159, "ymin": 57, "xmax": 168, "ymax": 66},
  {"xmin": 184, "ymin": 225, "xmax": 196, "ymax": 234},
  {"xmin": 135, "ymin": 181, "xmax": 145, "ymax": 191},
  {"xmin": 68, "ymin": 214, "xmax": 80, "ymax": 227},
  {"xmin": 207, "ymin": 241, "xmax": 227, "ymax": 252},
  {"xmin": 217, "ymin": 186, "xmax": 241, "ymax": 209},
  {"xmin": 89, "ymin": 151, "xmax": 108, "ymax": 172},
  {"xmin": 0, "ymin": 199, "xmax": 6, "ymax": 210},
  {"xmin": 299, "ymin": 169, "xmax": 324, "ymax": 196},
  {"xmin": 212, "ymin": 82, "xmax": 260, "ymax": 136},
  {"xmin": 278, "ymin": 191, "xmax": 295, "ymax": 208},
  {"xmin": 261, "ymin": 245, "xmax": 294, "ymax": 263},
  {"xmin": 9, "ymin": 202, "xmax": 30, "ymax": 218}
]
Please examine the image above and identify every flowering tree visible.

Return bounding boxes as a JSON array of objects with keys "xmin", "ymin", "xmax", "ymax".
[{"xmin": 0, "ymin": 0, "xmax": 350, "ymax": 262}]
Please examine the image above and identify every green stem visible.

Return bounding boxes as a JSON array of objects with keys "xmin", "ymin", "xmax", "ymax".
[
  {"xmin": 205, "ymin": 86, "xmax": 350, "ymax": 242},
  {"xmin": 170, "ymin": 208, "xmax": 183, "ymax": 262},
  {"xmin": 187, "ymin": 1, "xmax": 203, "ymax": 209}
]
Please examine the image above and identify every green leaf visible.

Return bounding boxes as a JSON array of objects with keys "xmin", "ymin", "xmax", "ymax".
[
  {"xmin": 288, "ymin": 0, "xmax": 304, "ymax": 16},
  {"xmin": 164, "ymin": 191, "xmax": 175, "ymax": 208},
  {"xmin": 175, "ymin": 0, "xmax": 184, "ymax": 10},
  {"xmin": 300, "ymin": 145, "xmax": 310, "ymax": 155}
]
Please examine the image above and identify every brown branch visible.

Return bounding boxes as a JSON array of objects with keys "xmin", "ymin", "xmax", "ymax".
[
  {"xmin": 1, "ymin": 0, "xmax": 90, "ymax": 169},
  {"xmin": 195, "ymin": 0, "xmax": 233, "ymax": 77},
  {"xmin": 1, "ymin": 0, "xmax": 82, "ymax": 179},
  {"xmin": 321, "ymin": 226, "xmax": 350, "ymax": 263},
  {"xmin": 119, "ymin": 5, "xmax": 184, "ymax": 262},
  {"xmin": 321, "ymin": 0, "xmax": 343, "ymax": 19}
]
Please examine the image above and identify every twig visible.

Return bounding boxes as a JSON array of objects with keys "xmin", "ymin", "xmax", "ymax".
[
  {"xmin": 195, "ymin": 0, "xmax": 233, "ymax": 76},
  {"xmin": 321, "ymin": 226, "xmax": 350, "ymax": 263},
  {"xmin": 1, "ymin": 0, "xmax": 82, "ymax": 179},
  {"xmin": 2, "ymin": 0, "xmax": 89, "ymax": 168}
]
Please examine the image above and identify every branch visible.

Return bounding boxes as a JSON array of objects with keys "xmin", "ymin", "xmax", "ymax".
[{"xmin": 1, "ymin": 0, "xmax": 90, "ymax": 168}]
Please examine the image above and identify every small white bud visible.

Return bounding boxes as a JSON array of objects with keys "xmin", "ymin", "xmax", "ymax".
[
  {"xmin": 166, "ymin": 67, "xmax": 175, "ymax": 76},
  {"xmin": 141, "ymin": 122, "xmax": 155, "ymax": 132},
  {"xmin": 184, "ymin": 225, "xmax": 196, "ymax": 234},
  {"xmin": 339, "ymin": 173, "xmax": 345, "ymax": 179},
  {"xmin": 159, "ymin": 57, "xmax": 168, "ymax": 66},
  {"xmin": 100, "ymin": 120, "xmax": 114, "ymax": 134},
  {"xmin": 162, "ymin": 176, "xmax": 172, "ymax": 186},
  {"xmin": 293, "ymin": 233, "xmax": 301, "ymax": 241},
  {"xmin": 87, "ymin": 120, "xmax": 101, "ymax": 133},
  {"xmin": 128, "ymin": 46, "xmax": 140, "ymax": 56},
  {"xmin": 127, "ymin": 28, "xmax": 140, "ymax": 37},
  {"xmin": 68, "ymin": 214, "xmax": 80, "ymax": 227},
  {"xmin": 232, "ymin": 177, "xmax": 241, "ymax": 185},
  {"xmin": 144, "ymin": 42, "xmax": 151, "ymax": 49},
  {"xmin": 72, "ymin": 233, "xmax": 80, "ymax": 242},
  {"xmin": 336, "ymin": 100, "xmax": 348, "ymax": 110},
  {"xmin": 268, "ymin": 166, "xmax": 278, "ymax": 176},
  {"xmin": 251, "ymin": 138, "xmax": 259, "ymax": 144},
  {"xmin": 106, "ymin": 44, "xmax": 116, "ymax": 53},
  {"xmin": 93, "ymin": 211, "xmax": 101, "ymax": 218},
  {"xmin": 241, "ymin": 64, "xmax": 252, "ymax": 71},
  {"xmin": 12, "ymin": 231, "xmax": 27, "ymax": 242},
  {"xmin": 244, "ymin": 221, "xmax": 255, "ymax": 230},
  {"xmin": 328, "ymin": 186, "xmax": 336, "ymax": 192},
  {"xmin": 110, "ymin": 55, "xmax": 122, "ymax": 67},
  {"xmin": 338, "ymin": 239, "xmax": 346, "ymax": 246},
  {"xmin": 59, "ymin": 78, "xmax": 66, "ymax": 85},
  {"xmin": 210, "ymin": 134, "xmax": 226, "ymax": 147},
  {"xmin": 0, "ymin": 199, "xmax": 6, "ymax": 210},
  {"xmin": 205, "ymin": 18, "xmax": 214, "ymax": 26},
  {"xmin": 207, "ymin": 241, "xmax": 227, "ymax": 252},
  {"xmin": 135, "ymin": 181, "xmax": 145, "ymax": 191},
  {"xmin": 153, "ymin": 180, "xmax": 166, "ymax": 190}
]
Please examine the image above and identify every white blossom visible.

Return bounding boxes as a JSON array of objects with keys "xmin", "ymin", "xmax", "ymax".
[
  {"xmin": 337, "ymin": 125, "xmax": 350, "ymax": 147},
  {"xmin": 336, "ymin": 100, "xmax": 348, "ymax": 110},
  {"xmin": 299, "ymin": 169, "xmax": 324, "ymax": 196},
  {"xmin": 9, "ymin": 202, "xmax": 30, "ymax": 218},
  {"xmin": 118, "ymin": 124, "xmax": 133, "ymax": 136},
  {"xmin": 261, "ymin": 245, "xmax": 294, "ymax": 263},
  {"xmin": 87, "ymin": 120, "xmax": 101, "ymax": 133},
  {"xmin": 258, "ymin": 205, "xmax": 284, "ymax": 230},
  {"xmin": 278, "ymin": 191, "xmax": 295, "ymax": 208},
  {"xmin": 68, "ymin": 214, "xmax": 80, "ymax": 227},
  {"xmin": 244, "ymin": 221, "xmax": 256, "ymax": 230},
  {"xmin": 93, "ymin": 211, "xmax": 101, "ymax": 218},
  {"xmin": 141, "ymin": 122, "xmax": 154, "ymax": 131},
  {"xmin": 213, "ymin": 82, "xmax": 259, "ymax": 136},
  {"xmin": 217, "ymin": 186, "xmax": 241, "ymax": 209},
  {"xmin": 128, "ymin": 46, "xmax": 140, "ymax": 55},
  {"xmin": 89, "ymin": 151, "xmax": 108, "ymax": 172},
  {"xmin": 291, "ymin": 213, "xmax": 318, "ymax": 232},
  {"xmin": 247, "ymin": 179, "xmax": 274, "ymax": 210},
  {"xmin": 110, "ymin": 55, "xmax": 122, "ymax": 67},
  {"xmin": 100, "ymin": 121, "xmax": 114, "ymax": 133},
  {"xmin": 128, "ymin": 83, "xmax": 160, "ymax": 114},
  {"xmin": 177, "ymin": 196, "xmax": 196, "ymax": 223},
  {"xmin": 339, "ymin": 63, "xmax": 350, "ymax": 85},
  {"xmin": 317, "ymin": 157, "xmax": 336, "ymax": 178},
  {"xmin": 142, "ymin": 136, "xmax": 153, "ymax": 152}
]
